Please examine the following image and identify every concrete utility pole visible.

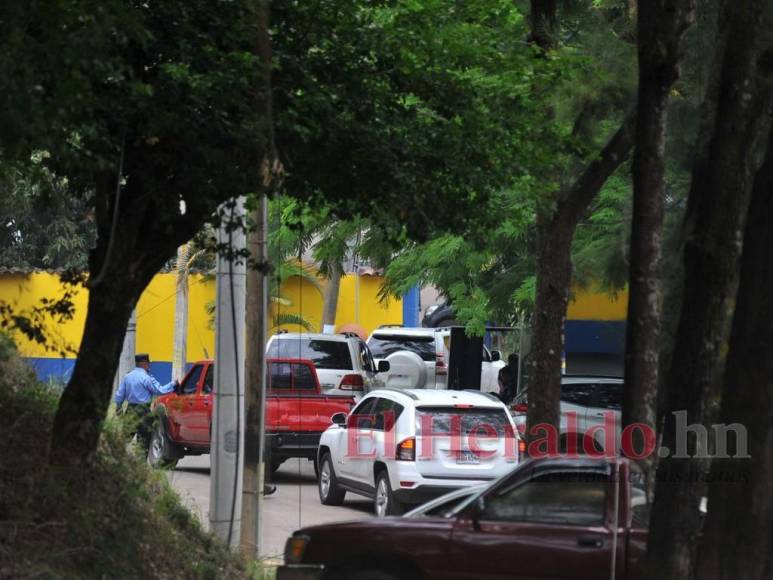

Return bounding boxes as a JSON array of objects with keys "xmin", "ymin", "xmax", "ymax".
[
  {"xmin": 210, "ymin": 198, "xmax": 246, "ymax": 548},
  {"xmin": 113, "ymin": 308, "xmax": 136, "ymax": 395},
  {"xmin": 241, "ymin": 193, "xmax": 269, "ymax": 556},
  {"xmin": 172, "ymin": 243, "xmax": 190, "ymax": 383}
]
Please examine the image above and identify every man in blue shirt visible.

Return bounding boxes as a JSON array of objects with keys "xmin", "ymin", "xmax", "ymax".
[{"xmin": 116, "ymin": 353, "xmax": 178, "ymax": 452}]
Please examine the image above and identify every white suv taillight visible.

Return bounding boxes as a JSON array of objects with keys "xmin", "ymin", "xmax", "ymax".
[
  {"xmin": 436, "ymin": 353, "xmax": 447, "ymax": 375},
  {"xmin": 339, "ymin": 374, "xmax": 364, "ymax": 391},
  {"xmin": 396, "ymin": 437, "xmax": 416, "ymax": 461}
]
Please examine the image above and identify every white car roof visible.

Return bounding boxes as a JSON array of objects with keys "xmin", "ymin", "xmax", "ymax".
[
  {"xmin": 270, "ymin": 332, "xmax": 353, "ymax": 342},
  {"xmin": 368, "ymin": 327, "xmax": 436, "ymax": 338},
  {"xmin": 372, "ymin": 388, "xmax": 504, "ymax": 408}
]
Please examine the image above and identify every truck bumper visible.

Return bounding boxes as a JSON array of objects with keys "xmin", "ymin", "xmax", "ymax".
[
  {"xmin": 267, "ymin": 432, "xmax": 323, "ymax": 460},
  {"xmin": 276, "ymin": 564, "xmax": 325, "ymax": 580}
]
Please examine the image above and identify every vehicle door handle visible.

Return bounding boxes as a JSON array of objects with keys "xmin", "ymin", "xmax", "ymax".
[{"xmin": 577, "ymin": 536, "xmax": 604, "ymax": 548}]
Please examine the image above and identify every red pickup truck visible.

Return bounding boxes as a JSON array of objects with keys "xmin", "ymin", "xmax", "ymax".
[
  {"xmin": 148, "ymin": 358, "xmax": 356, "ymax": 470},
  {"xmin": 278, "ymin": 457, "xmax": 652, "ymax": 580}
]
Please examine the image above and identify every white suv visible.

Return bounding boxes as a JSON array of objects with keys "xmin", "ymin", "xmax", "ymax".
[
  {"xmin": 266, "ymin": 332, "xmax": 389, "ymax": 397},
  {"xmin": 366, "ymin": 326, "xmax": 505, "ymax": 392},
  {"xmin": 317, "ymin": 389, "xmax": 520, "ymax": 516},
  {"xmin": 512, "ymin": 376, "xmax": 624, "ymax": 452}
]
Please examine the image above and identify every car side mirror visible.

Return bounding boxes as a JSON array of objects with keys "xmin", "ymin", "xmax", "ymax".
[
  {"xmin": 331, "ymin": 412, "xmax": 348, "ymax": 427},
  {"xmin": 490, "ymin": 350, "xmax": 501, "ymax": 362},
  {"xmin": 377, "ymin": 360, "xmax": 390, "ymax": 373}
]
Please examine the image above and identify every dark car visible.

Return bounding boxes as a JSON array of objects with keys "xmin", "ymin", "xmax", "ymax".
[{"xmin": 278, "ymin": 457, "xmax": 650, "ymax": 580}]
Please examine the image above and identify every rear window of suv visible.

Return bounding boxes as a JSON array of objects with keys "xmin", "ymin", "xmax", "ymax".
[
  {"xmin": 271, "ymin": 338, "xmax": 352, "ymax": 370},
  {"xmin": 416, "ymin": 407, "xmax": 512, "ymax": 436},
  {"xmin": 368, "ymin": 334, "xmax": 436, "ymax": 362}
]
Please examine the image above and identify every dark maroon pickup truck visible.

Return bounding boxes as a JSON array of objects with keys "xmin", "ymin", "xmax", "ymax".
[{"xmin": 278, "ymin": 457, "xmax": 651, "ymax": 580}]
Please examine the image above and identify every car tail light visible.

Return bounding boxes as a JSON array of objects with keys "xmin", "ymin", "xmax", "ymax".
[
  {"xmin": 454, "ymin": 403, "xmax": 474, "ymax": 409},
  {"xmin": 436, "ymin": 353, "xmax": 447, "ymax": 375},
  {"xmin": 513, "ymin": 403, "xmax": 528, "ymax": 414},
  {"xmin": 339, "ymin": 374, "xmax": 364, "ymax": 391},
  {"xmin": 396, "ymin": 437, "xmax": 415, "ymax": 461},
  {"xmin": 285, "ymin": 534, "xmax": 310, "ymax": 564},
  {"xmin": 516, "ymin": 422, "xmax": 526, "ymax": 436},
  {"xmin": 518, "ymin": 438, "xmax": 527, "ymax": 457}
]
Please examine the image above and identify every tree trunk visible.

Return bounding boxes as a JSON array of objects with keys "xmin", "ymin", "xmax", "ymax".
[
  {"xmin": 528, "ymin": 0, "xmax": 557, "ymax": 51},
  {"xmin": 321, "ymin": 263, "xmax": 342, "ymax": 332},
  {"xmin": 526, "ymin": 212, "xmax": 572, "ymax": 432},
  {"xmin": 526, "ymin": 116, "xmax": 636, "ymax": 437},
  {"xmin": 623, "ymin": 0, "xmax": 693, "ymax": 492},
  {"xmin": 643, "ymin": 0, "xmax": 773, "ymax": 576},
  {"xmin": 696, "ymin": 131, "xmax": 773, "ymax": 579},
  {"xmin": 49, "ymin": 281, "xmax": 139, "ymax": 466}
]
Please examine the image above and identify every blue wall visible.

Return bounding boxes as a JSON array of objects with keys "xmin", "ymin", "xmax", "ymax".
[
  {"xmin": 26, "ymin": 358, "xmax": 179, "ymax": 386},
  {"xmin": 565, "ymin": 320, "xmax": 626, "ymax": 354}
]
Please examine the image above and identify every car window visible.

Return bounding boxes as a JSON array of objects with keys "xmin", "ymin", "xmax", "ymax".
[
  {"xmin": 591, "ymin": 383, "xmax": 623, "ymax": 411},
  {"xmin": 372, "ymin": 397, "xmax": 405, "ymax": 431},
  {"xmin": 368, "ymin": 335, "xmax": 436, "ymax": 362},
  {"xmin": 560, "ymin": 383, "xmax": 597, "ymax": 407},
  {"xmin": 181, "ymin": 365, "xmax": 203, "ymax": 395},
  {"xmin": 291, "ymin": 362, "xmax": 317, "ymax": 389},
  {"xmin": 483, "ymin": 471, "xmax": 608, "ymax": 526},
  {"xmin": 416, "ymin": 407, "xmax": 512, "ymax": 436},
  {"xmin": 272, "ymin": 338, "xmax": 353, "ymax": 370},
  {"xmin": 203, "ymin": 365, "xmax": 214, "ymax": 394},
  {"xmin": 268, "ymin": 362, "xmax": 317, "ymax": 390},
  {"xmin": 269, "ymin": 362, "xmax": 293, "ymax": 389},
  {"xmin": 349, "ymin": 397, "xmax": 378, "ymax": 428},
  {"xmin": 358, "ymin": 341, "xmax": 376, "ymax": 372}
]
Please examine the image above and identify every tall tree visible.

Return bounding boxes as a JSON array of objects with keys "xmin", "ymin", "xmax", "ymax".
[
  {"xmin": 526, "ymin": 117, "xmax": 635, "ymax": 433},
  {"xmin": 1, "ymin": 0, "xmax": 270, "ymax": 466},
  {"xmin": 643, "ymin": 0, "xmax": 773, "ymax": 576},
  {"xmin": 696, "ymin": 129, "xmax": 773, "ymax": 579},
  {"xmin": 524, "ymin": 0, "xmax": 637, "ymax": 436},
  {"xmin": 622, "ymin": 0, "xmax": 694, "ymax": 486}
]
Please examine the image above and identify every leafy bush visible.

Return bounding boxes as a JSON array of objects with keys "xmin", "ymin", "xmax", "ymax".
[{"xmin": 0, "ymin": 336, "xmax": 253, "ymax": 579}]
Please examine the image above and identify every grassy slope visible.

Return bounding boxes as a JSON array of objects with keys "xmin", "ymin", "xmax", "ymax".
[{"xmin": 0, "ymin": 336, "xmax": 255, "ymax": 579}]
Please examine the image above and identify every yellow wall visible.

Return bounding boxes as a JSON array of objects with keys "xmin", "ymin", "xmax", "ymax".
[
  {"xmin": 269, "ymin": 274, "xmax": 403, "ymax": 335},
  {"xmin": 1, "ymin": 271, "xmax": 403, "ymax": 360},
  {"xmin": 0, "ymin": 271, "xmax": 626, "ymax": 361},
  {"xmin": 568, "ymin": 287, "xmax": 628, "ymax": 321}
]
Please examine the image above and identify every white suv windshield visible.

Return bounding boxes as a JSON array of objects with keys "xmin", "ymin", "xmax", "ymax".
[
  {"xmin": 369, "ymin": 335, "xmax": 436, "ymax": 362},
  {"xmin": 271, "ymin": 338, "xmax": 352, "ymax": 370}
]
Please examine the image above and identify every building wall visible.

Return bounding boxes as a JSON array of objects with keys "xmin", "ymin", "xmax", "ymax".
[{"xmin": 1, "ymin": 271, "xmax": 403, "ymax": 384}]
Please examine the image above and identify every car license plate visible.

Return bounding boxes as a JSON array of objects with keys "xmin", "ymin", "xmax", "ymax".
[{"xmin": 457, "ymin": 450, "xmax": 480, "ymax": 464}]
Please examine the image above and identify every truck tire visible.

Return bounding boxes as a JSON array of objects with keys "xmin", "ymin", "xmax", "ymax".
[
  {"xmin": 318, "ymin": 454, "xmax": 346, "ymax": 506},
  {"xmin": 374, "ymin": 470, "xmax": 403, "ymax": 517},
  {"xmin": 147, "ymin": 421, "xmax": 181, "ymax": 469},
  {"xmin": 384, "ymin": 350, "xmax": 427, "ymax": 389}
]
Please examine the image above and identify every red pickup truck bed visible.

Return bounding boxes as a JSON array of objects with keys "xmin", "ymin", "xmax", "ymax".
[{"xmin": 148, "ymin": 358, "xmax": 355, "ymax": 470}]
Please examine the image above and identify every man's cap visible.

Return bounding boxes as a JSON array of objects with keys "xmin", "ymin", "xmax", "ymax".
[{"xmin": 135, "ymin": 353, "xmax": 151, "ymax": 364}]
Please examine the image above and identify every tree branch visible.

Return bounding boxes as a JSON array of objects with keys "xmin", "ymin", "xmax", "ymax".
[{"xmin": 560, "ymin": 113, "xmax": 636, "ymax": 225}]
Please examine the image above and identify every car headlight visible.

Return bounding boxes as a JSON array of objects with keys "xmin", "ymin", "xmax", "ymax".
[{"xmin": 284, "ymin": 534, "xmax": 310, "ymax": 564}]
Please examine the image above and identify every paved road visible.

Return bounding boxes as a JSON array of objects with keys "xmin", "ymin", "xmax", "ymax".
[{"xmin": 167, "ymin": 455, "xmax": 373, "ymax": 558}]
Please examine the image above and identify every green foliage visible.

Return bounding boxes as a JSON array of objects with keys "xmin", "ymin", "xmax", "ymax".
[
  {"xmin": 0, "ymin": 340, "xmax": 253, "ymax": 578},
  {"xmin": 0, "ymin": 160, "xmax": 94, "ymax": 270},
  {"xmin": 272, "ymin": 0, "xmax": 560, "ymax": 240}
]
